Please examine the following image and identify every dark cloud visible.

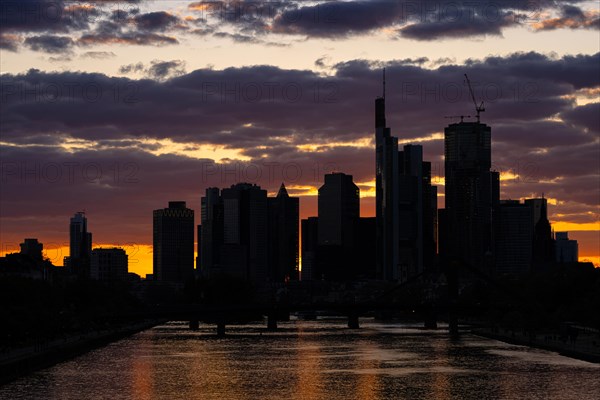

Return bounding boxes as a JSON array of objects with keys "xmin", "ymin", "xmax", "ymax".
[
  {"xmin": 0, "ymin": 33, "xmax": 19, "ymax": 51},
  {"xmin": 534, "ymin": 5, "xmax": 600, "ymax": 31},
  {"xmin": 187, "ymin": 0, "xmax": 596, "ymax": 41},
  {"xmin": 561, "ymin": 102, "xmax": 600, "ymax": 133},
  {"xmin": 133, "ymin": 11, "xmax": 181, "ymax": 32},
  {"xmin": 0, "ymin": 0, "xmax": 83, "ymax": 33},
  {"xmin": 118, "ymin": 60, "xmax": 187, "ymax": 80},
  {"xmin": 2, "ymin": 52, "xmax": 598, "ymax": 147},
  {"xmin": 1, "ymin": 0, "xmax": 597, "ymax": 51},
  {"xmin": 1, "ymin": 52, "xmax": 598, "ymax": 238},
  {"xmin": 399, "ymin": 11, "xmax": 519, "ymax": 40},
  {"xmin": 147, "ymin": 60, "xmax": 187, "ymax": 80},
  {"xmin": 24, "ymin": 34, "xmax": 73, "ymax": 53},
  {"xmin": 271, "ymin": 0, "xmax": 401, "ymax": 38},
  {"xmin": 78, "ymin": 32, "xmax": 178, "ymax": 46},
  {"xmin": 119, "ymin": 62, "xmax": 145, "ymax": 74},
  {"xmin": 0, "ymin": 1, "xmax": 178, "ymax": 51}
]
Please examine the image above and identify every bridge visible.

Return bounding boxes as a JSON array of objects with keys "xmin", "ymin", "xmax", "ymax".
[{"xmin": 142, "ymin": 265, "xmax": 482, "ymax": 335}]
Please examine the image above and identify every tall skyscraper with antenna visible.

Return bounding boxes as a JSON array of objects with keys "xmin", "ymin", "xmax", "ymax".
[
  {"xmin": 375, "ymin": 70, "xmax": 437, "ymax": 281},
  {"xmin": 375, "ymin": 69, "xmax": 400, "ymax": 280}
]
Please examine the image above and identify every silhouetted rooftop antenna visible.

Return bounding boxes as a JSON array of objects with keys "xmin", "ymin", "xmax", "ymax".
[{"xmin": 383, "ymin": 68, "xmax": 386, "ymax": 99}]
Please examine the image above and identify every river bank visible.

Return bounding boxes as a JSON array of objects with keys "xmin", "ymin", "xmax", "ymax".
[
  {"xmin": 0, "ymin": 319, "xmax": 164, "ymax": 385},
  {"xmin": 473, "ymin": 328, "xmax": 600, "ymax": 363}
]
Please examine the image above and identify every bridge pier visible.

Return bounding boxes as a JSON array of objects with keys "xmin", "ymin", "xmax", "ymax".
[
  {"xmin": 424, "ymin": 317, "xmax": 437, "ymax": 329},
  {"xmin": 189, "ymin": 319, "xmax": 199, "ymax": 331},
  {"xmin": 423, "ymin": 304, "xmax": 438, "ymax": 329},
  {"xmin": 267, "ymin": 312, "xmax": 277, "ymax": 331},
  {"xmin": 348, "ymin": 313, "xmax": 360, "ymax": 329},
  {"xmin": 448, "ymin": 314, "xmax": 459, "ymax": 337},
  {"xmin": 216, "ymin": 323, "xmax": 226, "ymax": 337}
]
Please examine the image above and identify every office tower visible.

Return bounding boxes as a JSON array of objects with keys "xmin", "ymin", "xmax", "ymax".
[
  {"xmin": 555, "ymin": 232, "xmax": 578, "ymax": 263},
  {"xmin": 199, "ymin": 182, "xmax": 300, "ymax": 284},
  {"xmin": 199, "ymin": 187, "xmax": 224, "ymax": 275},
  {"xmin": 70, "ymin": 212, "xmax": 92, "ymax": 259},
  {"xmin": 494, "ymin": 200, "xmax": 533, "ymax": 275},
  {"xmin": 220, "ymin": 183, "xmax": 268, "ymax": 281},
  {"xmin": 65, "ymin": 211, "xmax": 92, "ymax": 276},
  {"xmin": 397, "ymin": 145, "xmax": 437, "ymax": 280},
  {"xmin": 375, "ymin": 75, "xmax": 438, "ymax": 281},
  {"xmin": 443, "ymin": 121, "xmax": 499, "ymax": 271},
  {"xmin": 301, "ymin": 217, "xmax": 319, "ymax": 281},
  {"xmin": 318, "ymin": 172, "xmax": 359, "ymax": 247},
  {"xmin": 153, "ymin": 201, "xmax": 194, "ymax": 282},
  {"xmin": 375, "ymin": 86, "xmax": 400, "ymax": 281},
  {"xmin": 90, "ymin": 248, "xmax": 128, "ymax": 282},
  {"xmin": 524, "ymin": 198, "xmax": 546, "ymax": 227},
  {"xmin": 316, "ymin": 172, "xmax": 359, "ymax": 280},
  {"xmin": 268, "ymin": 183, "xmax": 299, "ymax": 282},
  {"xmin": 20, "ymin": 238, "xmax": 43, "ymax": 260},
  {"xmin": 525, "ymin": 198, "xmax": 555, "ymax": 269}
]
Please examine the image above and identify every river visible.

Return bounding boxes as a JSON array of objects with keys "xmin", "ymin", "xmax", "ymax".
[{"xmin": 1, "ymin": 319, "xmax": 598, "ymax": 400}]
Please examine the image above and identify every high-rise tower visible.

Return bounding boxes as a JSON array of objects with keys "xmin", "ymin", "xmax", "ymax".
[
  {"xmin": 199, "ymin": 187, "xmax": 223, "ymax": 275},
  {"xmin": 317, "ymin": 172, "xmax": 360, "ymax": 280},
  {"xmin": 318, "ymin": 173, "xmax": 359, "ymax": 247},
  {"xmin": 443, "ymin": 121, "xmax": 499, "ymax": 270},
  {"xmin": 375, "ymin": 70, "xmax": 437, "ymax": 281},
  {"xmin": 375, "ymin": 70, "xmax": 400, "ymax": 280},
  {"xmin": 153, "ymin": 201, "xmax": 195, "ymax": 282},
  {"xmin": 65, "ymin": 211, "xmax": 92, "ymax": 276},
  {"xmin": 268, "ymin": 183, "xmax": 300, "ymax": 282},
  {"xmin": 221, "ymin": 183, "xmax": 268, "ymax": 282},
  {"xmin": 69, "ymin": 211, "xmax": 91, "ymax": 260}
]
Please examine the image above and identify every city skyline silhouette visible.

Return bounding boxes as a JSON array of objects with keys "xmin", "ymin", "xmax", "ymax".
[{"xmin": 1, "ymin": 1, "xmax": 600, "ymax": 396}]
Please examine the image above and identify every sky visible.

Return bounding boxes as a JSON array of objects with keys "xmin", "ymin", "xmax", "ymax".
[{"xmin": 0, "ymin": 0, "xmax": 598, "ymax": 276}]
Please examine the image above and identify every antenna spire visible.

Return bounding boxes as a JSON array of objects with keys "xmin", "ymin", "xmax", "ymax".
[{"xmin": 383, "ymin": 68, "xmax": 386, "ymax": 99}]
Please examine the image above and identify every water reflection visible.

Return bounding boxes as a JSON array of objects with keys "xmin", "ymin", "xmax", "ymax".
[{"xmin": 1, "ymin": 319, "xmax": 599, "ymax": 400}]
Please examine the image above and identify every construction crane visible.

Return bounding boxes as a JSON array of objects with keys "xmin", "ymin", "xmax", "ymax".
[
  {"xmin": 464, "ymin": 73, "xmax": 485, "ymax": 122},
  {"xmin": 444, "ymin": 115, "xmax": 471, "ymax": 123}
]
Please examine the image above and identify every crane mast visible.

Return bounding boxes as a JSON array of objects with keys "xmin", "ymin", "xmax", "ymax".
[{"xmin": 464, "ymin": 73, "xmax": 485, "ymax": 122}]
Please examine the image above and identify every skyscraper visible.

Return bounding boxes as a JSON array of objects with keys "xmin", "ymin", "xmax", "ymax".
[
  {"xmin": 91, "ymin": 248, "xmax": 128, "ymax": 282},
  {"xmin": 199, "ymin": 183, "xmax": 300, "ymax": 284},
  {"xmin": 525, "ymin": 198, "xmax": 555, "ymax": 269},
  {"xmin": 318, "ymin": 172, "xmax": 359, "ymax": 247},
  {"xmin": 316, "ymin": 172, "xmax": 360, "ymax": 280},
  {"xmin": 199, "ymin": 187, "xmax": 224, "ymax": 275},
  {"xmin": 20, "ymin": 238, "xmax": 43, "ymax": 261},
  {"xmin": 65, "ymin": 211, "xmax": 92, "ymax": 276},
  {"xmin": 397, "ymin": 144, "xmax": 437, "ymax": 280},
  {"xmin": 555, "ymin": 232, "xmax": 578, "ymax": 263},
  {"xmin": 221, "ymin": 183, "xmax": 268, "ymax": 282},
  {"xmin": 375, "ymin": 86, "xmax": 400, "ymax": 281},
  {"xmin": 375, "ymin": 74, "xmax": 437, "ymax": 281},
  {"xmin": 153, "ymin": 201, "xmax": 195, "ymax": 282},
  {"xmin": 494, "ymin": 200, "xmax": 533, "ymax": 275},
  {"xmin": 268, "ymin": 183, "xmax": 299, "ymax": 282},
  {"xmin": 443, "ymin": 121, "xmax": 499, "ymax": 270}
]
